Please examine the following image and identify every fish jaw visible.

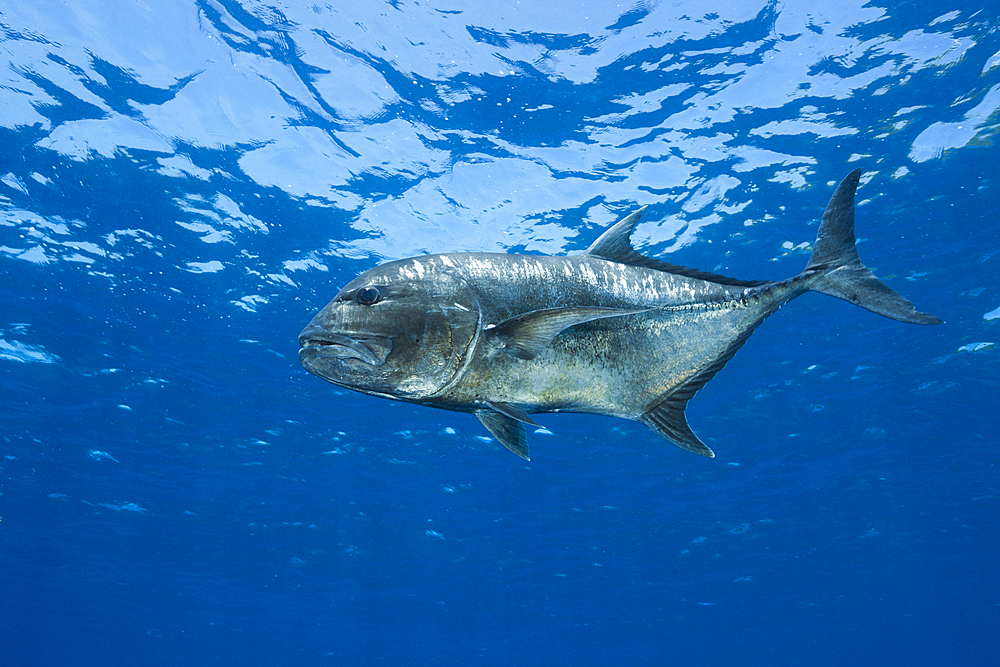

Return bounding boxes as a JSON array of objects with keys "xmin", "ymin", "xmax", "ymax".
[{"xmin": 298, "ymin": 327, "xmax": 393, "ymax": 368}]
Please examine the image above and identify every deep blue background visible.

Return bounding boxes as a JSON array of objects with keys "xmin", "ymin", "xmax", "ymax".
[{"xmin": 1, "ymin": 1, "xmax": 998, "ymax": 665}]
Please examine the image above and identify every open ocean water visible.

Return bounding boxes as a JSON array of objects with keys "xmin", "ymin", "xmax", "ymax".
[{"xmin": 1, "ymin": 1, "xmax": 998, "ymax": 665}]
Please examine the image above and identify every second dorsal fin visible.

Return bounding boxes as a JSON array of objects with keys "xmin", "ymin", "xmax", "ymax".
[{"xmin": 584, "ymin": 207, "xmax": 766, "ymax": 288}]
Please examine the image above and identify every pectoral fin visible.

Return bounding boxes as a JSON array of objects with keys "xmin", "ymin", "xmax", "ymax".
[{"xmin": 489, "ymin": 306, "xmax": 644, "ymax": 360}]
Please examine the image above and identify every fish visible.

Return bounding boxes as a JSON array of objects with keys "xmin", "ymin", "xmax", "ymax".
[{"xmin": 299, "ymin": 170, "xmax": 941, "ymax": 460}]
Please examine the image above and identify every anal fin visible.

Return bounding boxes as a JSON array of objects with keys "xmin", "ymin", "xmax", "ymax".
[
  {"xmin": 640, "ymin": 398, "xmax": 715, "ymax": 457},
  {"xmin": 641, "ymin": 309, "xmax": 767, "ymax": 457}
]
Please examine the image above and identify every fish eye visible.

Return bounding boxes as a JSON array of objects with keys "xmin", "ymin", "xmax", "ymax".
[{"xmin": 355, "ymin": 286, "xmax": 381, "ymax": 306}]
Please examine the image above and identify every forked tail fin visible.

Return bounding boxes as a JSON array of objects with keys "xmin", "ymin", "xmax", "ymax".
[{"xmin": 804, "ymin": 169, "xmax": 943, "ymax": 325}]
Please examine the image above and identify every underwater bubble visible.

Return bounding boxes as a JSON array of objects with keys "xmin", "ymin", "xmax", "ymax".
[{"xmin": 958, "ymin": 342, "xmax": 995, "ymax": 353}]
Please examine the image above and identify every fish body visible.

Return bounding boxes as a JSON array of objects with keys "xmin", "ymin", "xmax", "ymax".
[{"xmin": 299, "ymin": 170, "xmax": 941, "ymax": 459}]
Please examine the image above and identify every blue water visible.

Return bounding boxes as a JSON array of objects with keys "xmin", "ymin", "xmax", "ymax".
[{"xmin": 1, "ymin": 1, "xmax": 998, "ymax": 665}]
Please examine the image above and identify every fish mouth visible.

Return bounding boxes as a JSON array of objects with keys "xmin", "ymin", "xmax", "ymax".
[{"xmin": 298, "ymin": 328, "xmax": 392, "ymax": 367}]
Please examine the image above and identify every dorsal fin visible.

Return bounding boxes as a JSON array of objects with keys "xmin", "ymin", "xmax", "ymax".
[{"xmin": 584, "ymin": 207, "xmax": 767, "ymax": 288}]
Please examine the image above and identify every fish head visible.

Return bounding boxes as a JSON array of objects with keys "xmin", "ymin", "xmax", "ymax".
[{"xmin": 298, "ymin": 257, "xmax": 480, "ymax": 400}]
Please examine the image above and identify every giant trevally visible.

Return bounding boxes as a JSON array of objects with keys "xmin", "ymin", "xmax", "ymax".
[{"xmin": 299, "ymin": 170, "xmax": 941, "ymax": 460}]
